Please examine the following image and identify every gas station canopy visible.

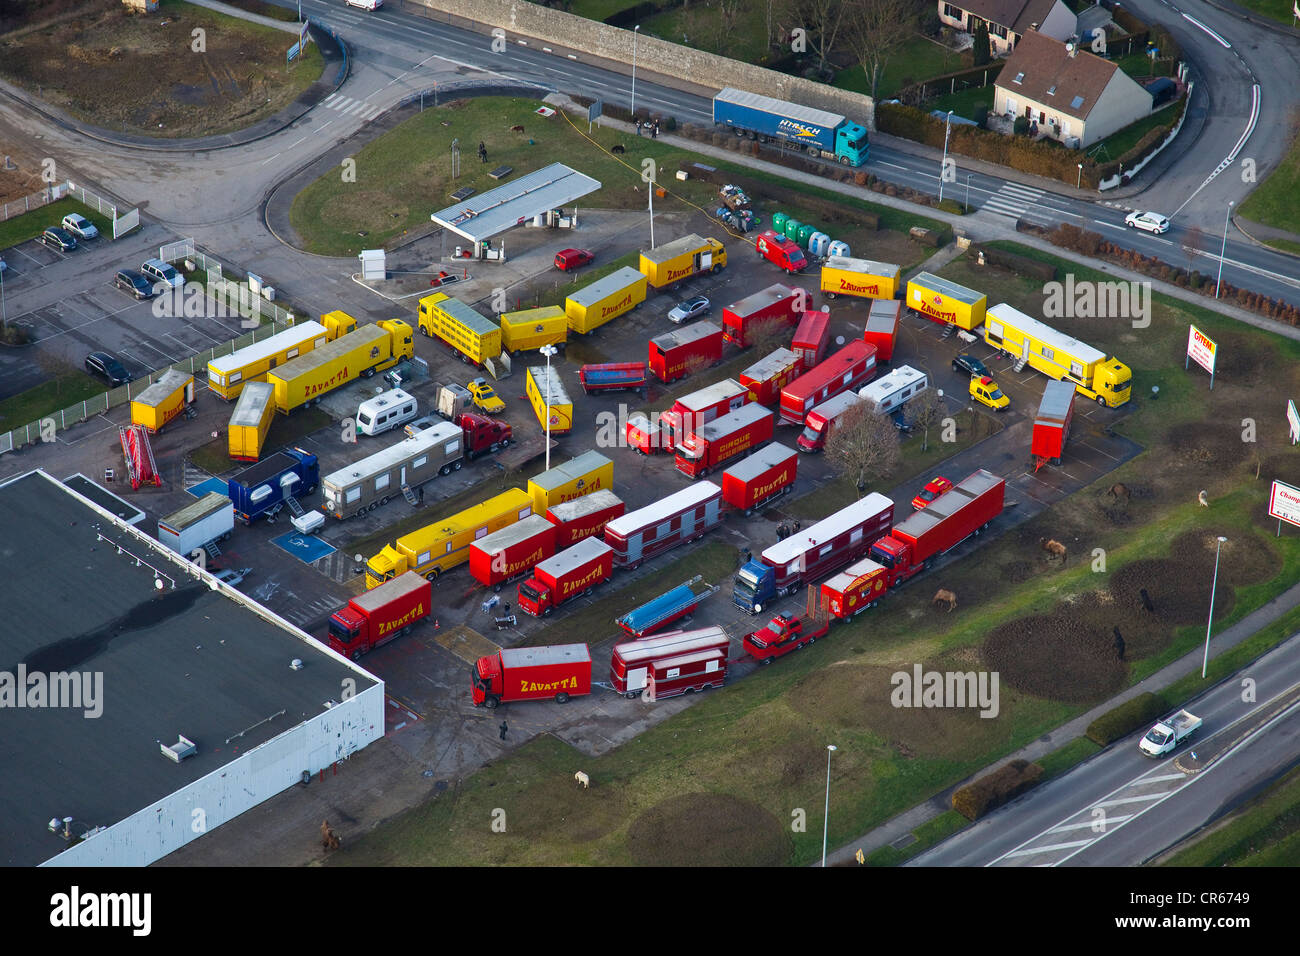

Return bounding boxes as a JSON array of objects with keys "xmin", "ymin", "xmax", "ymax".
[{"xmin": 430, "ymin": 163, "xmax": 602, "ymax": 243}]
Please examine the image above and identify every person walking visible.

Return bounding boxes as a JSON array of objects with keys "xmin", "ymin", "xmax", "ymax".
[
  {"xmin": 498, "ymin": 721, "xmax": 508, "ymax": 741},
  {"xmin": 635, "ymin": 119, "xmax": 642, "ymax": 136}
]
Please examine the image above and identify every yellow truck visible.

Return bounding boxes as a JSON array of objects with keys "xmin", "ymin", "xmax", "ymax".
[
  {"xmin": 905, "ymin": 272, "xmax": 988, "ymax": 331},
  {"xmin": 499, "ymin": 306, "xmax": 568, "ymax": 353},
  {"xmin": 366, "ymin": 487, "xmax": 533, "ymax": 587},
  {"xmin": 526, "ymin": 365, "xmax": 573, "ymax": 435},
  {"xmin": 565, "ymin": 267, "xmax": 648, "ymax": 334},
  {"xmin": 820, "ymin": 255, "xmax": 901, "ymax": 301},
  {"xmin": 418, "ymin": 293, "xmax": 502, "ymax": 365},
  {"xmin": 267, "ymin": 319, "xmax": 414, "ymax": 414},
  {"xmin": 206, "ymin": 320, "xmax": 329, "ymax": 400},
  {"xmin": 227, "ymin": 380, "xmax": 276, "ymax": 462},
  {"xmin": 527, "ymin": 450, "xmax": 614, "ymax": 514},
  {"xmin": 131, "ymin": 369, "xmax": 194, "ymax": 433},
  {"xmin": 320, "ymin": 310, "xmax": 359, "ymax": 340},
  {"xmin": 983, "ymin": 303, "xmax": 1132, "ymax": 407},
  {"xmin": 639, "ymin": 234, "xmax": 727, "ymax": 289}
]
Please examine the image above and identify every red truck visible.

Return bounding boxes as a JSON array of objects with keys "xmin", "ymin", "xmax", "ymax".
[
  {"xmin": 327, "ymin": 571, "xmax": 431, "ymax": 660},
  {"xmin": 471, "ymin": 643, "xmax": 592, "ymax": 708},
  {"xmin": 657, "ymin": 378, "xmax": 749, "ymax": 449},
  {"xmin": 791, "ymin": 310, "xmax": 831, "ymax": 369},
  {"xmin": 676, "ymin": 403, "xmax": 774, "ymax": 479},
  {"xmin": 820, "ymin": 557, "xmax": 890, "ymax": 620},
  {"xmin": 605, "ymin": 481, "xmax": 724, "ymax": 569},
  {"xmin": 459, "ymin": 412, "xmax": 513, "ymax": 458},
  {"xmin": 867, "ymin": 469, "xmax": 1005, "ymax": 587},
  {"xmin": 648, "ymin": 320, "xmax": 724, "ymax": 383},
  {"xmin": 862, "ymin": 299, "xmax": 902, "ymax": 364},
  {"xmin": 742, "ymin": 612, "xmax": 830, "ymax": 664},
  {"xmin": 626, "ymin": 412, "xmax": 668, "ymax": 455},
  {"xmin": 721, "ymin": 442, "xmax": 798, "ymax": 514},
  {"xmin": 739, "ymin": 347, "xmax": 802, "ymax": 406},
  {"xmin": 546, "ymin": 489, "xmax": 625, "ymax": 548},
  {"xmin": 517, "ymin": 536, "xmax": 614, "ymax": 617},
  {"xmin": 796, "ymin": 390, "xmax": 865, "ymax": 453},
  {"xmin": 722, "ymin": 283, "xmax": 803, "ymax": 347},
  {"xmin": 469, "ymin": 514, "xmax": 558, "ymax": 588},
  {"xmin": 755, "ymin": 229, "xmax": 808, "ymax": 274},
  {"xmin": 779, "ymin": 340, "xmax": 878, "ymax": 425},
  {"xmin": 610, "ymin": 626, "xmax": 731, "ymax": 698},
  {"xmin": 579, "ymin": 362, "xmax": 648, "ymax": 396},
  {"xmin": 1031, "ymin": 379, "xmax": 1076, "ymax": 470}
]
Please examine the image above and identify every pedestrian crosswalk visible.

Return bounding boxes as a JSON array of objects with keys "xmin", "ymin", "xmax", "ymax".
[
  {"xmin": 321, "ymin": 93, "xmax": 383, "ymax": 121},
  {"xmin": 982, "ymin": 182, "xmax": 1045, "ymax": 220}
]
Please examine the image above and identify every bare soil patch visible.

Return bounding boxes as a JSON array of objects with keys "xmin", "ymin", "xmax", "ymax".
[
  {"xmin": 507, "ymin": 775, "xmax": 630, "ymax": 844},
  {"xmin": 984, "ymin": 614, "xmax": 1127, "ymax": 704},
  {"xmin": 626, "ymin": 793, "xmax": 788, "ymax": 866}
]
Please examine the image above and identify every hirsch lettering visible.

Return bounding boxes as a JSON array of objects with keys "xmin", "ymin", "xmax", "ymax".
[
  {"xmin": 377, "ymin": 602, "xmax": 426, "ymax": 636},
  {"xmin": 777, "ymin": 118, "xmax": 823, "ymax": 139}
]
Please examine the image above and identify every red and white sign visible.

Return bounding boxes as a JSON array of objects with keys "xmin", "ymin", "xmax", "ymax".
[
  {"xmin": 1187, "ymin": 325, "xmax": 1217, "ymax": 374},
  {"xmin": 1269, "ymin": 480, "xmax": 1300, "ymax": 528}
]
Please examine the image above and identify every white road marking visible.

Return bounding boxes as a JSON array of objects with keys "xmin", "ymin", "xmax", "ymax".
[{"xmin": 1181, "ymin": 13, "xmax": 1231, "ymax": 47}]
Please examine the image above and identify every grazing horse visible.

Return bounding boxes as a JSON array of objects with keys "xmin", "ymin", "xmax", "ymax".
[
  {"xmin": 574, "ymin": 771, "xmax": 590, "ymax": 789},
  {"xmin": 932, "ymin": 589, "xmax": 958, "ymax": 612},
  {"xmin": 1039, "ymin": 537, "xmax": 1067, "ymax": 564},
  {"xmin": 321, "ymin": 820, "xmax": 340, "ymax": 852}
]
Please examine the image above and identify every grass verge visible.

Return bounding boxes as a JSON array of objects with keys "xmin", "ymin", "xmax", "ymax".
[{"xmin": 1160, "ymin": 763, "xmax": 1300, "ymax": 865}]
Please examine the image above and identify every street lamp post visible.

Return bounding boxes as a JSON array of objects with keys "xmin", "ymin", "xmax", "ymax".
[
  {"xmin": 631, "ymin": 25, "xmax": 641, "ymax": 122},
  {"xmin": 1215, "ymin": 200, "xmax": 1234, "ymax": 299},
  {"xmin": 938, "ymin": 111, "xmax": 953, "ymax": 204},
  {"xmin": 822, "ymin": 744, "xmax": 837, "ymax": 867},
  {"xmin": 965, "ymin": 174, "xmax": 971, "ymax": 213},
  {"xmin": 1077, "ymin": 163, "xmax": 1083, "ymax": 189},
  {"xmin": 1201, "ymin": 536, "xmax": 1227, "ymax": 678},
  {"xmin": 540, "ymin": 344, "xmax": 557, "ymax": 471}
]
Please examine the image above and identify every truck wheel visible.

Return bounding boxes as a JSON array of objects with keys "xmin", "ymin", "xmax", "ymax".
[
  {"xmin": 973, "ymin": 526, "xmax": 981, "ymax": 536},
  {"xmin": 698, "ymin": 467, "xmax": 709, "ymax": 478},
  {"xmin": 711, "ymin": 264, "xmax": 721, "ymax": 274},
  {"xmin": 626, "ymin": 691, "xmax": 639, "ymax": 699},
  {"xmin": 1096, "ymin": 395, "xmax": 1107, "ymax": 405},
  {"xmin": 840, "ymin": 156, "xmax": 851, "ymax": 166},
  {"xmin": 425, "ymin": 569, "xmax": 440, "ymax": 581},
  {"xmin": 760, "ymin": 657, "xmax": 773, "ymax": 666},
  {"xmin": 826, "ymin": 292, "xmax": 837, "ymax": 300},
  {"xmin": 808, "ymin": 636, "xmax": 816, "ymax": 644},
  {"xmin": 439, "ymin": 464, "xmax": 451, "ymax": 476},
  {"xmin": 351, "ymin": 650, "xmax": 362, "ymax": 661},
  {"xmin": 499, "ymin": 437, "xmax": 510, "ymax": 447},
  {"xmin": 753, "ymin": 603, "xmax": 762, "ymax": 614},
  {"xmin": 555, "ymin": 692, "xmax": 570, "ymax": 704},
  {"xmin": 380, "ymin": 496, "xmax": 390, "ymax": 506},
  {"xmin": 453, "ymin": 461, "xmax": 462, "ymax": 471},
  {"xmin": 484, "ymin": 695, "xmax": 499, "ymax": 709},
  {"xmin": 361, "ymin": 367, "xmax": 375, "ymax": 378},
  {"xmin": 543, "ymin": 606, "xmax": 553, "ymax": 617},
  {"xmin": 356, "ymin": 508, "xmax": 366, "ymax": 518}
]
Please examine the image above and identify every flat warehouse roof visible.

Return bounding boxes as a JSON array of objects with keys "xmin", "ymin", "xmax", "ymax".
[{"xmin": 430, "ymin": 163, "xmax": 602, "ymax": 242}]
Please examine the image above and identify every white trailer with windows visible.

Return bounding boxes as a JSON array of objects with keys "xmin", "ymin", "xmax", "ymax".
[
  {"xmin": 322, "ymin": 421, "xmax": 463, "ymax": 519},
  {"xmin": 857, "ymin": 364, "xmax": 928, "ymax": 415}
]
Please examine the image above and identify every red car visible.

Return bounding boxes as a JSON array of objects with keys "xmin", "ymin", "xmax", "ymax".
[
  {"xmin": 554, "ymin": 248, "xmax": 594, "ymax": 271},
  {"xmin": 911, "ymin": 476, "xmax": 952, "ymax": 510}
]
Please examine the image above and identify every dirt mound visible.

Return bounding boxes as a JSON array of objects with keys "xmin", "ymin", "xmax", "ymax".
[
  {"xmin": 626, "ymin": 793, "xmax": 788, "ymax": 866},
  {"xmin": 1205, "ymin": 331, "xmax": 1268, "ymax": 381},
  {"xmin": 1000, "ymin": 560, "xmax": 1035, "ymax": 584},
  {"xmin": 508, "ymin": 775, "xmax": 629, "ymax": 844},
  {"xmin": 1164, "ymin": 421, "xmax": 1243, "ymax": 471},
  {"xmin": 1167, "ymin": 529, "xmax": 1274, "ymax": 588},
  {"xmin": 1107, "ymin": 558, "xmax": 1235, "ymax": 627},
  {"xmin": 984, "ymin": 614, "xmax": 1127, "ymax": 704}
]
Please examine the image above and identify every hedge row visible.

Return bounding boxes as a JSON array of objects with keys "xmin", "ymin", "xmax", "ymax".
[
  {"xmin": 951, "ymin": 759, "xmax": 1044, "ymax": 821},
  {"xmin": 976, "ymin": 243, "xmax": 1057, "ymax": 281},
  {"xmin": 1086, "ymin": 692, "xmax": 1168, "ymax": 747}
]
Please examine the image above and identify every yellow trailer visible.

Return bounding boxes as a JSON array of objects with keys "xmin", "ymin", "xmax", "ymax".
[
  {"xmin": 320, "ymin": 310, "xmax": 358, "ymax": 340},
  {"xmin": 418, "ymin": 293, "xmax": 502, "ymax": 365},
  {"xmin": 905, "ymin": 272, "xmax": 987, "ymax": 330},
  {"xmin": 130, "ymin": 369, "xmax": 194, "ymax": 433},
  {"xmin": 565, "ymin": 267, "xmax": 647, "ymax": 334},
  {"xmin": 267, "ymin": 319, "xmax": 414, "ymax": 414},
  {"xmin": 227, "ymin": 380, "xmax": 276, "ymax": 462},
  {"xmin": 639, "ymin": 234, "xmax": 727, "ymax": 289},
  {"xmin": 526, "ymin": 365, "xmax": 573, "ymax": 435},
  {"xmin": 206, "ymin": 320, "xmax": 329, "ymax": 400},
  {"xmin": 500, "ymin": 306, "xmax": 568, "ymax": 353},
  {"xmin": 820, "ymin": 255, "xmax": 901, "ymax": 300},
  {"xmin": 983, "ymin": 303, "xmax": 1132, "ymax": 407},
  {"xmin": 366, "ymin": 487, "xmax": 533, "ymax": 587},
  {"xmin": 527, "ymin": 450, "xmax": 613, "ymax": 514}
]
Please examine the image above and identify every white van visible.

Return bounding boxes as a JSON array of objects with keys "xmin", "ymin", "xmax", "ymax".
[
  {"xmin": 356, "ymin": 388, "xmax": 418, "ymax": 436},
  {"xmin": 141, "ymin": 258, "xmax": 183, "ymax": 289}
]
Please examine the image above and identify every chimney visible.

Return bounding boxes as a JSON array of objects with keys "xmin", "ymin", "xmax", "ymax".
[{"xmin": 1031, "ymin": 21, "xmax": 1039, "ymax": 30}]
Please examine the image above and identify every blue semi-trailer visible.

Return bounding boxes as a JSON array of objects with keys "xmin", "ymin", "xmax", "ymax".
[{"xmin": 712, "ymin": 88, "xmax": 869, "ymax": 166}]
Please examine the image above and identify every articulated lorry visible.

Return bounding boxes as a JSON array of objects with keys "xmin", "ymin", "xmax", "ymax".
[
  {"xmin": 713, "ymin": 88, "xmax": 869, "ymax": 166},
  {"xmin": 267, "ymin": 320, "xmax": 413, "ymax": 413}
]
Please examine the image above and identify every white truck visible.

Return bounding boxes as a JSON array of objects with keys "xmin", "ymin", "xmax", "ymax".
[
  {"xmin": 158, "ymin": 491, "xmax": 235, "ymax": 558},
  {"xmin": 1139, "ymin": 709, "xmax": 1202, "ymax": 757}
]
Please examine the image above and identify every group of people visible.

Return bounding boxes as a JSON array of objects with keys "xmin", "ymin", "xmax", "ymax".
[{"xmin": 634, "ymin": 118, "xmax": 660, "ymax": 138}]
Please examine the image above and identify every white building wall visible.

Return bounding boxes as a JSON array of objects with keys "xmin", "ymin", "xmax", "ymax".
[
  {"xmin": 1078, "ymin": 73, "xmax": 1154, "ymax": 146},
  {"xmin": 41, "ymin": 683, "xmax": 385, "ymax": 867},
  {"xmin": 1038, "ymin": 3, "xmax": 1078, "ymax": 43}
]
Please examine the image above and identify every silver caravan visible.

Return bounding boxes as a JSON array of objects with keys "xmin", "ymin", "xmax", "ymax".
[{"xmin": 322, "ymin": 421, "xmax": 464, "ymax": 518}]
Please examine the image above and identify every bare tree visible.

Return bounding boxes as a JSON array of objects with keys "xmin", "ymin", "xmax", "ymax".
[
  {"xmin": 745, "ymin": 315, "xmax": 794, "ymax": 354},
  {"xmin": 824, "ymin": 400, "xmax": 901, "ymax": 493},
  {"xmin": 1184, "ymin": 225, "xmax": 1204, "ymax": 276},
  {"xmin": 842, "ymin": 0, "xmax": 915, "ymax": 100},
  {"xmin": 905, "ymin": 388, "xmax": 946, "ymax": 452},
  {"xmin": 801, "ymin": 0, "xmax": 851, "ymax": 75}
]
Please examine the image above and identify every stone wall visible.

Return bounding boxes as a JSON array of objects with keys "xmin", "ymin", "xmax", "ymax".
[{"xmin": 411, "ymin": 0, "xmax": 875, "ymax": 129}]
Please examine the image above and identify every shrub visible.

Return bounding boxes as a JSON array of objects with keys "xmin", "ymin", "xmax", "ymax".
[
  {"xmin": 952, "ymin": 760, "xmax": 1043, "ymax": 821},
  {"xmin": 664, "ymin": 115, "xmax": 677, "ymax": 131},
  {"xmin": 1086, "ymin": 692, "xmax": 1168, "ymax": 747},
  {"xmin": 1013, "ymin": 116, "xmax": 1030, "ymax": 136},
  {"xmin": 973, "ymin": 104, "xmax": 990, "ymax": 128},
  {"xmin": 981, "ymin": 245, "xmax": 1056, "ymax": 280}
]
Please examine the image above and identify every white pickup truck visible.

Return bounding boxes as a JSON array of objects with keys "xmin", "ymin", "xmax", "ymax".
[{"xmin": 1139, "ymin": 709, "xmax": 1202, "ymax": 757}]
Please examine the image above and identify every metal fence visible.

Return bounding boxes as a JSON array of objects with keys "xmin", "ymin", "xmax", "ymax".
[
  {"xmin": 0, "ymin": 182, "xmax": 64, "ymax": 224},
  {"xmin": 1, "ymin": 179, "xmax": 137, "ymax": 234},
  {"xmin": 160, "ymin": 239, "xmax": 297, "ymax": 325},
  {"xmin": 64, "ymin": 181, "xmax": 117, "ymax": 221}
]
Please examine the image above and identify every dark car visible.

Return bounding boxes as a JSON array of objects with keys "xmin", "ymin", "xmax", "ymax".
[
  {"xmin": 952, "ymin": 353, "xmax": 990, "ymax": 378},
  {"xmin": 85, "ymin": 352, "xmax": 131, "ymax": 387},
  {"xmin": 40, "ymin": 227, "xmax": 78, "ymax": 252},
  {"xmin": 114, "ymin": 269, "xmax": 155, "ymax": 299}
]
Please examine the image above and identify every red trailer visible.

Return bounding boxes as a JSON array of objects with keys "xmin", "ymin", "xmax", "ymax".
[
  {"xmin": 626, "ymin": 413, "xmax": 668, "ymax": 455},
  {"xmin": 471, "ymin": 643, "xmax": 592, "ymax": 708},
  {"xmin": 546, "ymin": 489, "xmax": 625, "ymax": 548},
  {"xmin": 739, "ymin": 347, "xmax": 802, "ymax": 406},
  {"xmin": 469, "ymin": 514, "xmax": 558, "ymax": 588},
  {"xmin": 863, "ymin": 299, "xmax": 902, "ymax": 363},
  {"xmin": 676, "ymin": 403, "xmax": 774, "ymax": 479},
  {"xmin": 779, "ymin": 340, "xmax": 878, "ymax": 425},
  {"xmin": 658, "ymin": 378, "xmax": 749, "ymax": 449},
  {"xmin": 604, "ymin": 481, "xmax": 724, "ymax": 569},
  {"xmin": 868, "ymin": 469, "xmax": 1005, "ymax": 587},
  {"xmin": 791, "ymin": 310, "xmax": 831, "ymax": 370},
  {"xmin": 517, "ymin": 536, "xmax": 614, "ymax": 617},
  {"xmin": 1031, "ymin": 379, "xmax": 1077, "ymax": 471},
  {"xmin": 722, "ymin": 283, "xmax": 803, "ymax": 347},
  {"xmin": 648, "ymin": 320, "xmax": 724, "ymax": 383},
  {"xmin": 755, "ymin": 229, "xmax": 808, "ymax": 273},
  {"xmin": 610, "ymin": 626, "xmax": 731, "ymax": 697},
  {"xmin": 722, "ymin": 442, "xmax": 798, "ymax": 514},
  {"xmin": 821, "ymin": 557, "xmax": 889, "ymax": 620},
  {"xmin": 327, "ymin": 571, "xmax": 431, "ymax": 659},
  {"xmin": 579, "ymin": 362, "xmax": 648, "ymax": 396}
]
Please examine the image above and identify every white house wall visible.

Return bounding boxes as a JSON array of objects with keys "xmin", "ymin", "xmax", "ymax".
[{"xmin": 1080, "ymin": 73, "xmax": 1154, "ymax": 146}]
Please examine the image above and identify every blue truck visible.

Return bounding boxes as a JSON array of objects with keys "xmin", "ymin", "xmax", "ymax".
[
  {"xmin": 712, "ymin": 88, "xmax": 869, "ymax": 167},
  {"xmin": 227, "ymin": 446, "xmax": 319, "ymax": 525},
  {"xmin": 616, "ymin": 575, "xmax": 719, "ymax": 638}
]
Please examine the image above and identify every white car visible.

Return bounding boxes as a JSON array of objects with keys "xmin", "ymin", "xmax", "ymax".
[
  {"xmin": 212, "ymin": 567, "xmax": 252, "ymax": 588},
  {"xmin": 61, "ymin": 213, "xmax": 99, "ymax": 240},
  {"xmin": 1125, "ymin": 211, "xmax": 1170, "ymax": 234},
  {"xmin": 344, "ymin": 0, "xmax": 382, "ymax": 8},
  {"xmin": 668, "ymin": 296, "xmax": 711, "ymax": 324}
]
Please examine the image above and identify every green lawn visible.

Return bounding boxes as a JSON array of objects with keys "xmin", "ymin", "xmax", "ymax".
[
  {"xmin": 1231, "ymin": 0, "xmax": 1297, "ymax": 24},
  {"xmin": 835, "ymin": 34, "xmax": 970, "ymax": 100},
  {"xmin": 865, "ymin": 810, "xmax": 968, "ymax": 865},
  {"xmin": 1161, "ymin": 763, "xmax": 1300, "ymax": 865},
  {"xmin": 0, "ymin": 198, "xmax": 113, "ymax": 252},
  {"xmin": 1239, "ymin": 127, "xmax": 1300, "ymax": 235},
  {"xmin": 640, "ymin": 5, "xmax": 770, "ymax": 63},
  {"xmin": 1090, "ymin": 106, "xmax": 1178, "ymax": 162},
  {"xmin": 1035, "ymin": 737, "xmax": 1102, "ymax": 779},
  {"xmin": 568, "ymin": 0, "xmax": 645, "ymax": 21},
  {"xmin": 923, "ymin": 85, "xmax": 993, "ymax": 122},
  {"xmin": 0, "ymin": 369, "xmax": 106, "ymax": 433},
  {"xmin": 1264, "ymin": 238, "xmax": 1300, "ymax": 255}
]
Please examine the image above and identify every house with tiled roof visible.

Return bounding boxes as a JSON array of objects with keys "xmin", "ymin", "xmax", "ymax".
[
  {"xmin": 993, "ymin": 30, "xmax": 1154, "ymax": 148},
  {"xmin": 937, "ymin": 0, "xmax": 1077, "ymax": 55}
]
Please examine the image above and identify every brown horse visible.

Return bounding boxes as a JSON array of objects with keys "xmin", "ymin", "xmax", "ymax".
[
  {"xmin": 932, "ymin": 589, "xmax": 958, "ymax": 612},
  {"xmin": 1039, "ymin": 537, "xmax": 1067, "ymax": 564}
]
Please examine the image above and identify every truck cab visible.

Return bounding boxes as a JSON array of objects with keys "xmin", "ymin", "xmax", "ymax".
[
  {"xmin": 755, "ymin": 231, "xmax": 807, "ymax": 274},
  {"xmin": 460, "ymin": 412, "xmax": 512, "ymax": 457},
  {"xmin": 743, "ymin": 613, "xmax": 825, "ymax": 662},
  {"xmin": 733, "ymin": 559, "xmax": 777, "ymax": 613},
  {"xmin": 470, "ymin": 655, "xmax": 504, "ymax": 706},
  {"xmin": 327, "ymin": 606, "xmax": 371, "ymax": 660},
  {"xmin": 834, "ymin": 121, "xmax": 870, "ymax": 166},
  {"xmin": 517, "ymin": 576, "xmax": 554, "ymax": 617},
  {"xmin": 867, "ymin": 535, "xmax": 918, "ymax": 587},
  {"xmin": 1092, "ymin": 358, "xmax": 1132, "ymax": 407}
]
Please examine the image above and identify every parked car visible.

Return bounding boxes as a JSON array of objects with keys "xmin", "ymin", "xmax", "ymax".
[
  {"xmin": 1125, "ymin": 211, "xmax": 1170, "ymax": 235},
  {"xmin": 951, "ymin": 353, "xmax": 990, "ymax": 378},
  {"xmin": 114, "ymin": 269, "xmax": 155, "ymax": 299},
  {"xmin": 40, "ymin": 227, "xmax": 77, "ymax": 251},
  {"xmin": 468, "ymin": 377, "xmax": 505, "ymax": 414},
  {"xmin": 969, "ymin": 375, "xmax": 1009, "ymax": 411},
  {"xmin": 554, "ymin": 248, "xmax": 594, "ymax": 271},
  {"xmin": 668, "ymin": 296, "xmax": 711, "ymax": 324},
  {"xmin": 140, "ymin": 258, "xmax": 183, "ymax": 289},
  {"xmin": 211, "ymin": 567, "xmax": 252, "ymax": 587},
  {"xmin": 404, "ymin": 413, "xmax": 443, "ymax": 439},
  {"xmin": 84, "ymin": 351, "xmax": 131, "ymax": 387},
  {"xmin": 61, "ymin": 213, "xmax": 99, "ymax": 240},
  {"xmin": 911, "ymin": 476, "xmax": 953, "ymax": 510}
]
